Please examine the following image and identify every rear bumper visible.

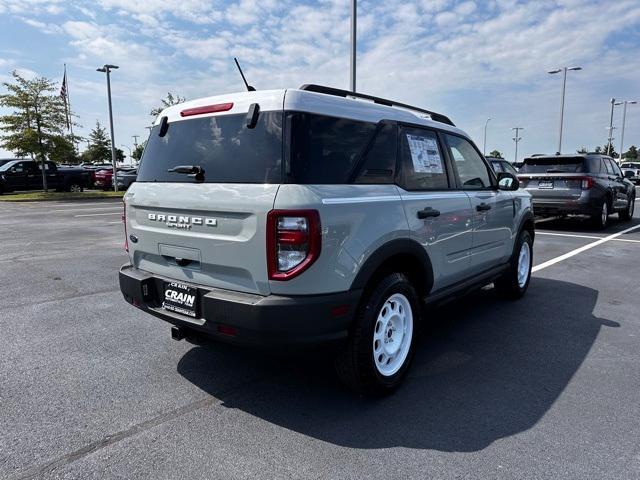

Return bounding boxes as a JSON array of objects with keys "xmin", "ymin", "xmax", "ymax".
[
  {"xmin": 119, "ymin": 264, "xmax": 360, "ymax": 346},
  {"xmin": 530, "ymin": 193, "xmax": 603, "ymax": 216}
]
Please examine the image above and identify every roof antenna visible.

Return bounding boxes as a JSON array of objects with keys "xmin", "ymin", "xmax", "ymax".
[{"xmin": 234, "ymin": 57, "xmax": 256, "ymax": 92}]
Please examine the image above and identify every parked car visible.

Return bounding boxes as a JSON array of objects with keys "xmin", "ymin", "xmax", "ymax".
[
  {"xmin": 119, "ymin": 84, "xmax": 533, "ymax": 395},
  {"xmin": 94, "ymin": 167, "xmax": 135, "ymax": 190},
  {"xmin": 488, "ymin": 157, "xmax": 519, "ymax": 177},
  {"xmin": 620, "ymin": 162, "xmax": 640, "ymax": 184},
  {"xmin": 113, "ymin": 169, "xmax": 137, "ymax": 189},
  {"xmin": 518, "ymin": 154, "xmax": 635, "ymax": 228},
  {"xmin": 0, "ymin": 160, "xmax": 89, "ymax": 194}
]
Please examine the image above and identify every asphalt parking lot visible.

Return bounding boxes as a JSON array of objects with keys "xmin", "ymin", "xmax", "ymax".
[{"xmin": 1, "ymin": 193, "xmax": 640, "ymax": 480}]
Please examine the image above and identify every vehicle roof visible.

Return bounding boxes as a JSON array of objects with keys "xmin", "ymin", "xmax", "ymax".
[
  {"xmin": 155, "ymin": 88, "xmax": 468, "ymax": 138},
  {"xmin": 523, "ymin": 153, "xmax": 610, "ymax": 161}
]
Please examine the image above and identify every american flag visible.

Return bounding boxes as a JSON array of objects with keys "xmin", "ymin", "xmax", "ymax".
[{"xmin": 60, "ymin": 69, "xmax": 70, "ymax": 129}]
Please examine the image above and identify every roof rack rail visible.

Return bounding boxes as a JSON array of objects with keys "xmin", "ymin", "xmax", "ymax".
[{"xmin": 299, "ymin": 84, "xmax": 455, "ymax": 127}]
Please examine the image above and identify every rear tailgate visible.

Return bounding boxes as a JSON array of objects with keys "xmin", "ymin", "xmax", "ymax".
[
  {"xmin": 125, "ymin": 183, "xmax": 278, "ymax": 295},
  {"xmin": 519, "ymin": 173, "xmax": 586, "ymax": 200}
]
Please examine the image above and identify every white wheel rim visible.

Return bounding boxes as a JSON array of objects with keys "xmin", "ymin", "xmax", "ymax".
[
  {"xmin": 372, "ymin": 293, "xmax": 413, "ymax": 377},
  {"xmin": 517, "ymin": 241, "xmax": 531, "ymax": 288},
  {"xmin": 602, "ymin": 202, "xmax": 608, "ymax": 225},
  {"xmin": 70, "ymin": 185, "xmax": 81, "ymax": 192}
]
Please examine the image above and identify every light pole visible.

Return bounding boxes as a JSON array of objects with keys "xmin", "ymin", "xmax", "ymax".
[
  {"xmin": 616, "ymin": 100, "xmax": 638, "ymax": 161},
  {"xmin": 548, "ymin": 66, "xmax": 582, "ymax": 154},
  {"xmin": 132, "ymin": 135, "xmax": 139, "ymax": 148},
  {"xmin": 512, "ymin": 127, "xmax": 523, "ymax": 163},
  {"xmin": 350, "ymin": 0, "xmax": 356, "ymax": 92},
  {"xmin": 96, "ymin": 64, "xmax": 119, "ymax": 191},
  {"xmin": 483, "ymin": 118, "xmax": 491, "ymax": 155},
  {"xmin": 607, "ymin": 98, "xmax": 616, "ymax": 156}
]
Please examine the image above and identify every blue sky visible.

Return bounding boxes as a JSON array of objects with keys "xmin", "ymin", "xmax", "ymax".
[{"xmin": 1, "ymin": 0, "xmax": 639, "ymax": 161}]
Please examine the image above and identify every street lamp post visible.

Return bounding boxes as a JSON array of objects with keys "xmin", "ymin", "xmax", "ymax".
[
  {"xmin": 96, "ymin": 64, "xmax": 119, "ymax": 191},
  {"xmin": 483, "ymin": 118, "xmax": 491, "ymax": 156},
  {"xmin": 350, "ymin": 0, "xmax": 356, "ymax": 92},
  {"xmin": 607, "ymin": 98, "xmax": 616, "ymax": 156},
  {"xmin": 512, "ymin": 127, "xmax": 523, "ymax": 163},
  {"xmin": 616, "ymin": 100, "xmax": 638, "ymax": 160},
  {"xmin": 548, "ymin": 66, "xmax": 582, "ymax": 154}
]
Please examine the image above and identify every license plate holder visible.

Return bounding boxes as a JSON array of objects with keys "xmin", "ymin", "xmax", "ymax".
[
  {"xmin": 162, "ymin": 282, "xmax": 198, "ymax": 318},
  {"xmin": 538, "ymin": 180, "xmax": 554, "ymax": 189}
]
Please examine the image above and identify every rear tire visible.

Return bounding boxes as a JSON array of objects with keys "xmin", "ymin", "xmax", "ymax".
[
  {"xmin": 591, "ymin": 200, "xmax": 609, "ymax": 230},
  {"xmin": 335, "ymin": 273, "xmax": 418, "ymax": 395},
  {"xmin": 495, "ymin": 230, "xmax": 533, "ymax": 300},
  {"xmin": 619, "ymin": 195, "xmax": 635, "ymax": 221}
]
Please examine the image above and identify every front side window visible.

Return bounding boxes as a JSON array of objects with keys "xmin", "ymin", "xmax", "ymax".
[
  {"xmin": 397, "ymin": 126, "xmax": 449, "ymax": 190},
  {"xmin": 491, "ymin": 161, "xmax": 504, "ymax": 173},
  {"xmin": 445, "ymin": 134, "xmax": 492, "ymax": 189}
]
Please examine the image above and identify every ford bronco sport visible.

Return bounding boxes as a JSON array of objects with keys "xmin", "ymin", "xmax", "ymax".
[{"xmin": 119, "ymin": 84, "xmax": 534, "ymax": 394}]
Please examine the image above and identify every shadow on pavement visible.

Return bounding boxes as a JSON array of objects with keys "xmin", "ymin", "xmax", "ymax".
[{"xmin": 177, "ymin": 278, "xmax": 617, "ymax": 452}]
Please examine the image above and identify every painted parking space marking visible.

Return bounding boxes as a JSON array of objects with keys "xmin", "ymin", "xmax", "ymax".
[
  {"xmin": 536, "ymin": 231, "xmax": 640, "ymax": 244},
  {"xmin": 74, "ymin": 212, "xmax": 121, "ymax": 217},
  {"xmin": 533, "ymin": 223, "xmax": 640, "ymax": 273}
]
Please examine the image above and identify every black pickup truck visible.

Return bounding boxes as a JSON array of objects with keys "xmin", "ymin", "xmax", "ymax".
[{"xmin": 0, "ymin": 160, "xmax": 90, "ymax": 194}]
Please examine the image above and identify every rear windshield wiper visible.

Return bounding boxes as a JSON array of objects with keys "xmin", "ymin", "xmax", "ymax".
[{"xmin": 167, "ymin": 165, "xmax": 205, "ymax": 181}]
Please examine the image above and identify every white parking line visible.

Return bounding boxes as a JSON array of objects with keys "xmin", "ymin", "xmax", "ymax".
[
  {"xmin": 48, "ymin": 207, "xmax": 121, "ymax": 213},
  {"xmin": 537, "ymin": 231, "xmax": 640, "ymax": 244},
  {"xmin": 74, "ymin": 212, "xmax": 121, "ymax": 217},
  {"xmin": 533, "ymin": 223, "xmax": 640, "ymax": 273}
]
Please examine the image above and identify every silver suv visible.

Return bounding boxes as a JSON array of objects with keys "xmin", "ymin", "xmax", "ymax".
[{"xmin": 119, "ymin": 84, "xmax": 534, "ymax": 394}]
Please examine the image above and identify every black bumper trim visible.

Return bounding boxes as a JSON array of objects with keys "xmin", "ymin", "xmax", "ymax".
[{"xmin": 119, "ymin": 265, "xmax": 361, "ymax": 346}]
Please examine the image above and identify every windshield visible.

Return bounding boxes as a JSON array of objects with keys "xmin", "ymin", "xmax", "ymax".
[
  {"xmin": 137, "ymin": 112, "xmax": 283, "ymax": 183},
  {"xmin": 0, "ymin": 161, "xmax": 17, "ymax": 172},
  {"xmin": 519, "ymin": 157, "xmax": 592, "ymax": 174}
]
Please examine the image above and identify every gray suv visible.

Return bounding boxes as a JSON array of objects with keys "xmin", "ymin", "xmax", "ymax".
[
  {"xmin": 119, "ymin": 84, "xmax": 534, "ymax": 394},
  {"xmin": 519, "ymin": 154, "xmax": 636, "ymax": 228}
]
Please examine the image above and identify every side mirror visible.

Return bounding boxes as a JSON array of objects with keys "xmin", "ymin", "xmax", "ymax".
[{"xmin": 497, "ymin": 172, "xmax": 520, "ymax": 191}]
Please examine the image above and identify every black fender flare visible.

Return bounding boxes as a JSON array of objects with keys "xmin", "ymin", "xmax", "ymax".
[
  {"xmin": 350, "ymin": 238, "xmax": 434, "ymax": 294},
  {"xmin": 516, "ymin": 209, "xmax": 535, "ymax": 242}
]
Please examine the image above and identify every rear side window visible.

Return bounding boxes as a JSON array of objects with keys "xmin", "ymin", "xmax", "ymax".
[
  {"xmin": 603, "ymin": 158, "xmax": 614, "ymax": 174},
  {"xmin": 354, "ymin": 122, "xmax": 397, "ymax": 184},
  {"xmin": 397, "ymin": 126, "xmax": 449, "ymax": 190},
  {"xmin": 137, "ymin": 112, "xmax": 283, "ymax": 183},
  {"xmin": 520, "ymin": 157, "xmax": 590, "ymax": 174},
  {"xmin": 444, "ymin": 134, "xmax": 492, "ymax": 189},
  {"xmin": 287, "ymin": 112, "xmax": 376, "ymax": 184}
]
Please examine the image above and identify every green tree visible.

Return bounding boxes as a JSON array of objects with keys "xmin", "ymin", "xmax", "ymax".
[
  {"xmin": 600, "ymin": 142, "xmax": 618, "ymax": 158},
  {"xmin": 0, "ymin": 71, "xmax": 77, "ymax": 190},
  {"xmin": 49, "ymin": 135, "xmax": 79, "ymax": 164},
  {"xmin": 150, "ymin": 92, "xmax": 186, "ymax": 118},
  {"xmin": 84, "ymin": 121, "xmax": 112, "ymax": 163},
  {"xmin": 115, "ymin": 147, "xmax": 125, "ymax": 163},
  {"xmin": 622, "ymin": 145, "xmax": 638, "ymax": 160},
  {"xmin": 132, "ymin": 141, "xmax": 146, "ymax": 161},
  {"xmin": 576, "ymin": 147, "xmax": 588, "ymax": 154},
  {"xmin": 488, "ymin": 150, "xmax": 503, "ymax": 158}
]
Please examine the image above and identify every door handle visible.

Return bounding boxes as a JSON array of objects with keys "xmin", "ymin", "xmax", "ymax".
[
  {"xmin": 417, "ymin": 207, "xmax": 441, "ymax": 219},
  {"xmin": 476, "ymin": 203, "xmax": 492, "ymax": 212}
]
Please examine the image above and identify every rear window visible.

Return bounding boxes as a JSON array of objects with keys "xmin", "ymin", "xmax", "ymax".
[
  {"xmin": 137, "ymin": 112, "xmax": 283, "ymax": 183},
  {"xmin": 520, "ymin": 157, "xmax": 600, "ymax": 174},
  {"xmin": 287, "ymin": 112, "xmax": 377, "ymax": 184}
]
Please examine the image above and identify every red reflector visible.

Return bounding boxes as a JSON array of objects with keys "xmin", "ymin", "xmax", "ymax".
[
  {"xmin": 180, "ymin": 102, "xmax": 233, "ymax": 117},
  {"xmin": 217, "ymin": 324, "xmax": 237, "ymax": 336},
  {"xmin": 331, "ymin": 305, "xmax": 350, "ymax": 317}
]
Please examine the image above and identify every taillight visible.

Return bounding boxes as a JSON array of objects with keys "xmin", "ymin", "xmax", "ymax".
[
  {"xmin": 266, "ymin": 210, "xmax": 321, "ymax": 280},
  {"xmin": 580, "ymin": 177, "xmax": 594, "ymax": 189},
  {"xmin": 122, "ymin": 200, "xmax": 128, "ymax": 252}
]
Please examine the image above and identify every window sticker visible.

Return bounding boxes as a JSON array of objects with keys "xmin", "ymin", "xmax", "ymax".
[{"xmin": 406, "ymin": 134, "xmax": 444, "ymax": 174}]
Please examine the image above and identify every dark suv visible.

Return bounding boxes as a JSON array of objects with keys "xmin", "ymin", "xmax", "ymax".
[{"xmin": 518, "ymin": 154, "xmax": 635, "ymax": 228}]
